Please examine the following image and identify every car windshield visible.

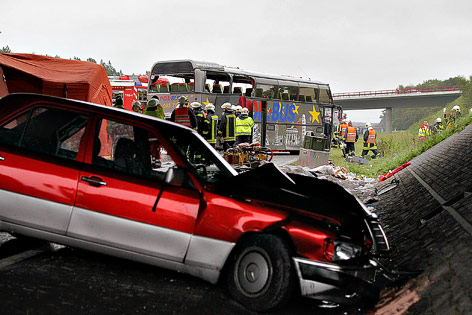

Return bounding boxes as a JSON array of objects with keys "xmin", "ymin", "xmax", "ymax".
[{"xmin": 159, "ymin": 124, "xmax": 237, "ymax": 185}]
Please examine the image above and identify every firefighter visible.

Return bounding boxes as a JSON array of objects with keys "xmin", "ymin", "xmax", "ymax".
[
  {"xmin": 361, "ymin": 123, "xmax": 379, "ymax": 159},
  {"xmin": 190, "ymin": 102, "xmax": 205, "ymax": 135},
  {"xmin": 343, "ymin": 120, "xmax": 358, "ymax": 156},
  {"xmin": 338, "ymin": 119, "xmax": 349, "ymax": 157},
  {"xmin": 114, "ymin": 95, "xmax": 124, "ymax": 109},
  {"xmin": 143, "ymin": 99, "xmax": 165, "ymax": 119},
  {"xmin": 418, "ymin": 120, "xmax": 430, "ymax": 140},
  {"xmin": 234, "ymin": 105, "xmax": 243, "ymax": 118},
  {"xmin": 432, "ymin": 117, "xmax": 444, "ymax": 134},
  {"xmin": 218, "ymin": 102, "xmax": 236, "ymax": 150},
  {"xmin": 132, "ymin": 101, "xmax": 142, "ymax": 113},
  {"xmin": 202, "ymin": 103, "xmax": 218, "ymax": 148},
  {"xmin": 235, "ymin": 107, "xmax": 254, "ymax": 145},
  {"xmin": 170, "ymin": 96, "xmax": 197, "ymax": 129}
]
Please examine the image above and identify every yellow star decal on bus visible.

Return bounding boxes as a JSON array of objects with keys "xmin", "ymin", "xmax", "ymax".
[
  {"xmin": 293, "ymin": 104, "xmax": 299, "ymax": 115},
  {"xmin": 203, "ymin": 98, "xmax": 210, "ymax": 106},
  {"xmin": 309, "ymin": 105, "xmax": 320, "ymax": 123}
]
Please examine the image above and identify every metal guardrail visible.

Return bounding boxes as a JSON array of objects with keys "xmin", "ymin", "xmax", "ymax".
[{"xmin": 333, "ymin": 86, "xmax": 460, "ymax": 98}]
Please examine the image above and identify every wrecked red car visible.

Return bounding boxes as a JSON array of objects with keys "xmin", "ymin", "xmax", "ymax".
[{"xmin": 0, "ymin": 93, "xmax": 389, "ymax": 311}]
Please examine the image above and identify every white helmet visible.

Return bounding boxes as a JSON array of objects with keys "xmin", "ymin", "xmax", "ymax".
[
  {"xmin": 147, "ymin": 99, "xmax": 159, "ymax": 107},
  {"xmin": 221, "ymin": 102, "xmax": 232, "ymax": 109},
  {"xmin": 435, "ymin": 117, "xmax": 442, "ymax": 123},
  {"xmin": 205, "ymin": 103, "xmax": 215, "ymax": 111},
  {"xmin": 365, "ymin": 122, "xmax": 371, "ymax": 128},
  {"xmin": 178, "ymin": 96, "xmax": 188, "ymax": 105},
  {"xmin": 241, "ymin": 107, "xmax": 249, "ymax": 114},
  {"xmin": 190, "ymin": 102, "xmax": 202, "ymax": 109},
  {"xmin": 235, "ymin": 105, "xmax": 243, "ymax": 113},
  {"xmin": 452, "ymin": 105, "xmax": 460, "ymax": 112}
]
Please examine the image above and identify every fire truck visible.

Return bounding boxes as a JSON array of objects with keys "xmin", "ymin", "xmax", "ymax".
[{"xmin": 110, "ymin": 75, "xmax": 148, "ymax": 110}]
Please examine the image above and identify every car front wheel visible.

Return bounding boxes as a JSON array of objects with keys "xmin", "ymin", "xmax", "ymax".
[{"xmin": 226, "ymin": 234, "xmax": 296, "ymax": 312}]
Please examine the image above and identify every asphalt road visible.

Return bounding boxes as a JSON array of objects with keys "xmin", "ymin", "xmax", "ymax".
[
  {"xmin": 0, "ymin": 236, "xmax": 369, "ymax": 315},
  {"xmin": 0, "ymin": 154, "xmax": 370, "ymax": 315}
]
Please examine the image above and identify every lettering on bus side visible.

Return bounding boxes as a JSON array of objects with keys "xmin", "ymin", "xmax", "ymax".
[{"xmin": 251, "ymin": 100, "xmax": 316, "ymax": 124}]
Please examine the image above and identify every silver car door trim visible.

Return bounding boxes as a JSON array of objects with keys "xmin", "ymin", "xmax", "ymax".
[
  {"xmin": 67, "ymin": 207, "xmax": 191, "ymax": 262},
  {"xmin": 0, "ymin": 189, "xmax": 72, "ymax": 235},
  {"xmin": 185, "ymin": 235, "xmax": 235, "ymax": 270},
  {"xmin": 1, "ymin": 221, "xmax": 221, "ymax": 284}
]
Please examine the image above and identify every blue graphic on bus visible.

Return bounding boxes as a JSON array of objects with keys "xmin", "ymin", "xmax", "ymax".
[{"xmin": 252, "ymin": 102, "xmax": 297, "ymax": 123}]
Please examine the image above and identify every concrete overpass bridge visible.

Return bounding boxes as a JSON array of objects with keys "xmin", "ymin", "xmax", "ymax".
[{"xmin": 333, "ymin": 86, "xmax": 462, "ymax": 133}]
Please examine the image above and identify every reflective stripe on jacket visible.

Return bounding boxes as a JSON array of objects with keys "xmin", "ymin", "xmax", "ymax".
[
  {"xmin": 339, "ymin": 123, "xmax": 348, "ymax": 139},
  {"xmin": 175, "ymin": 107, "xmax": 192, "ymax": 128},
  {"xmin": 344, "ymin": 126, "xmax": 357, "ymax": 142},
  {"xmin": 363, "ymin": 128, "xmax": 377, "ymax": 150},
  {"xmin": 218, "ymin": 112, "xmax": 236, "ymax": 142},
  {"xmin": 235, "ymin": 116, "xmax": 254, "ymax": 136},
  {"xmin": 203, "ymin": 113, "xmax": 218, "ymax": 144},
  {"xmin": 366, "ymin": 128, "xmax": 376, "ymax": 143}
]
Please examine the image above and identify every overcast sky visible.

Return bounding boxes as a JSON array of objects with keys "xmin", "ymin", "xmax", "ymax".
[{"xmin": 2, "ymin": 0, "xmax": 472, "ymax": 122}]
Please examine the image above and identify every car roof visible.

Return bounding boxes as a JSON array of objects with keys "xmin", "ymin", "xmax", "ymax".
[{"xmin": 0, "ymin": 93, "xmax": 194, "ymax": 133}]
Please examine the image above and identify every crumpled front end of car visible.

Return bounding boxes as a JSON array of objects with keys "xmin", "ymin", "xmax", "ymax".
[{"xmin": 289, "ymin": 216, "xmax": 390, "ymax": 304}]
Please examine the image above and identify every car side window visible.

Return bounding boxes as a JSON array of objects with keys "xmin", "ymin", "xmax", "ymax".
[
  {"xmin": 92, "ymin": 118, "xmax": 176, "ymax": 180},
  {"xmin": 0, "ymin": 111, "xmax": 30, "ymax": 147},
  {"xmin": 0, "ymin": 107, "xmax": 89, "ymax": 161}
]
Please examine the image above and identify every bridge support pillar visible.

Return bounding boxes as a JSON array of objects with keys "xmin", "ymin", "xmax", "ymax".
[{"xmin": 385, "ymin": 107, "xmax": 393, "ymax": 133}]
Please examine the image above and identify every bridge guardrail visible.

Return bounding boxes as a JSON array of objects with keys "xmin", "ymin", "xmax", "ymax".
[{"xmin": 333, "ymin": 86, "xmax": 460, "ymax": 98}]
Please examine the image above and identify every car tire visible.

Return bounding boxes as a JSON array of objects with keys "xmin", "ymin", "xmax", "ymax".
[{"xmin": 226, "ymin": 234, "xmax": 296, "ymax": 312}]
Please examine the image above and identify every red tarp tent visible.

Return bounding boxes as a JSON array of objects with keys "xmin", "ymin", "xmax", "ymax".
[{"xmin": 0, "ymin": 53, "xmax": 112, "ymax": 106}]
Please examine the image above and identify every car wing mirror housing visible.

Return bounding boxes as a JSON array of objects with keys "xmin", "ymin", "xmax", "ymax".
[{"xmin": 165, "ymin": 166, "xmax": 186, "ymax": 186}]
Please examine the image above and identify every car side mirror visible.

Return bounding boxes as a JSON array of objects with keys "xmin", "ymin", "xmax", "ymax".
[{"xmin": 165, "ymin": 166, "xmax": 186, "ymax": 186}]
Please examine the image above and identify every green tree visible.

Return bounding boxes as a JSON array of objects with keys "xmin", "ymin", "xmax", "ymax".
[
  {"xmin": 100, "ymin": 59, "xmax": 123, "ymax": 76},
  {"xmin": 0, "ymin": 45, "xmax": 12, "ymax": 53},
  {"xmin": 456, "ymin": 76, "xmax": 472, "ymax": 106},
  {"xmin": 388, "ymin": 76, "xmax": 466, "ymax": 130},
  {"xmin": 86, "ymin": 57, "xmax": 97, "ymax": 63}
]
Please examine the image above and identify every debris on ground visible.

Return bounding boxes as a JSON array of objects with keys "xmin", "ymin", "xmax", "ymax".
[
  {"xmin": 345, "ymin": 155, "xmax": 368, "ymax": 164},
  {"xmin": 280, "ymin": 164, "xmax": 378, "ymax": 202},
  {"xmin": 310, "ymin": 165, "xmax": 349, "ymax": 179},
  {"xmin": 378, "ymin": 162, "xmax": 411, "ymax": 182},
  {"xmin": 278, "ymin": 165, "xmax": 316, "ymax": 177},
  {"xmin": 376, "ymin": 179, "xmax": 400, "ymax": 195}
]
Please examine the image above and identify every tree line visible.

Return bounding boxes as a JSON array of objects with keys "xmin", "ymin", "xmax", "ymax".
[{"xmin": 379, "ymin": 76, "xmax": 471, "ymax": 130}]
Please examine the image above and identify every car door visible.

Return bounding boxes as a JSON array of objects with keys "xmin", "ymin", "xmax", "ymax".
[
  {"xmin": 0, "ymin": 105, "xmax": 89, "ymax": 235},
  {"xmin": 69, "ymin": 117, "xmax": 201, "ymax": 262}
]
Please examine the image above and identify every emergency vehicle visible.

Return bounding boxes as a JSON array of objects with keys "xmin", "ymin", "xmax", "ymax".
[{"xmin": 110, "ymin": 75, "xmax": 148, "ymax": 110}]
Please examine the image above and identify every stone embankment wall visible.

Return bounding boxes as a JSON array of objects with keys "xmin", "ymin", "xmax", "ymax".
[{"xmin": 373, "ymin": 125, "xmax": 472, "ymax": 314}]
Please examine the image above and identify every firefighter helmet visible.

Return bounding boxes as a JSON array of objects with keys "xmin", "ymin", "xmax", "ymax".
[
  {"xmin": 178, "ymin": 96, "xmax": 188, "ymax": 105},
  {"xmin": 221, "ymin": 102, "xmax": 232, "ymax": 109},
  {"xmin": 241, "ymin": 107, "xmax": 249, "ymax": 114},
  {"xmin": 147, "ymin": 99, "xmax": 159, "ymax": 108},
  {"xmin": 205, "ymin": 103, "xmax": 215, "ymax": 111},
  {"xmin": 452, "ymin": 105, "xmax": 460, "ymax": 112},
  {"xmin": 435, "ymin": 117, "xmax": 442, "ymax": 123},
  {"xmin": 190, "ymin": 102, "xmax": 202, "ymax": 109},
  {"xmin": 235, "ymin": 105, "xmax": 243, "ymax": 113},
  {"xmin": 365, "ymin": 122, "xmax": 371, "ymax": 128}
]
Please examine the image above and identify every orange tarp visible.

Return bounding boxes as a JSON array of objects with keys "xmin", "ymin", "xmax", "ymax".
[{"xmin": 0, "ymin": 53, "xmax": 112, "ymax": 106}]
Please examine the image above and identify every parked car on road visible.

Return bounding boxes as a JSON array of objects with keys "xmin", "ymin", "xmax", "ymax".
[{"xmin": 0, "ymin": 93, "xmax": 390, "ymax": 312}]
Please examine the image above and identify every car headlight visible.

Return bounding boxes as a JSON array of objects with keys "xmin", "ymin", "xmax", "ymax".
[{"xmin": 333, "ymin": 241, "xmax": 362, "ymax": 262}]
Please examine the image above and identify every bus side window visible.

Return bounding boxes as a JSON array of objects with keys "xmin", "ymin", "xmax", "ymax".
[{"xmin": 319, "ymin": 87, "xmax": 332, "ymax": 104}]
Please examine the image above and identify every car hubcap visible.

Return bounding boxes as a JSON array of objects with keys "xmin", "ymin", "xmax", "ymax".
[{"xmin": 237, "ymin": 251, "xmax": 270, "ymax": 295}]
